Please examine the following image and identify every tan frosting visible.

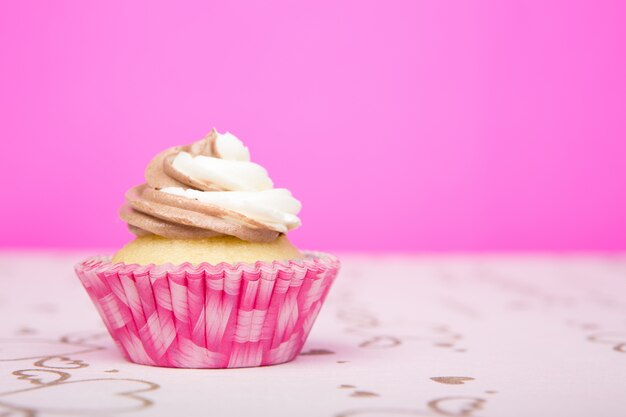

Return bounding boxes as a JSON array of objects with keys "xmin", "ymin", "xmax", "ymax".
[{"xmin": 120, "ymin": 129, "xmax": 286, "ymax": 242}]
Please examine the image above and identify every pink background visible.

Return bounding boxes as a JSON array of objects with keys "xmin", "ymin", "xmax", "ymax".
[{"xmin": 1, "ymin": 1, "xmax": 625, "ymax": 251}]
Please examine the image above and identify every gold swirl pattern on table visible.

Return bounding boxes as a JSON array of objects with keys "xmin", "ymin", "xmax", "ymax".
[{"xmin": 0, "ymin": 333, "xmax": 160, "ymax": 416}]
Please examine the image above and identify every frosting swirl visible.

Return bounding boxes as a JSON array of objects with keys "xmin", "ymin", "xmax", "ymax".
[{"xmin": 120, "ymin": 129, "xmax": 302, "ymax": 242}]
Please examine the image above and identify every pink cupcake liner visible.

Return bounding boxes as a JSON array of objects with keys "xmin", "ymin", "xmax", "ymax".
[{"xmin": 74, "ymin": 252, "xmax": 340, "ymax": 368}]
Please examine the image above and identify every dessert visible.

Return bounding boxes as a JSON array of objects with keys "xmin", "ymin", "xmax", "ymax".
[{"xmin": 74, "ymin": 129, "xmax": 340, "ymax": 368}]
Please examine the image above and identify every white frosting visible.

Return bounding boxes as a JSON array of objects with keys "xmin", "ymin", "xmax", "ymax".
[
  {"xmin": 161, "ymin": 187, "xmax": 301, "ymax": 233},
  {"xmin": 166, "ymin": 130, "xmax": 302, "ymax": 232},
  {"xmin": 172, "ymin": 152, "xmax": 273, "ymax": 191},
  {"xmin": 215, "ymin": 132, "xmax": 250, "ymax": 161}
]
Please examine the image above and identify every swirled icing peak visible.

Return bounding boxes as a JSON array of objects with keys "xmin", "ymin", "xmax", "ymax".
[
  {"xmin": 171, "ymin": 151, "xmax": 273, "ymax": 191},
  {"xmin": 120, "ymin": 129, "xmax": 302, "ymax": 242}
]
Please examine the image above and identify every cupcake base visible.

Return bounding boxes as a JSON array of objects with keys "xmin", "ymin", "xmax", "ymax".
[{"xmin": 75, "ymin": 252, "xmax": 339, "ymax": 368}]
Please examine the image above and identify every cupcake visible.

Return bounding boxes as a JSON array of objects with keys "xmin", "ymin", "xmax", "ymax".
[{"xmin": 75, "ymin": 129, "xmax": 340, "ymax": 368}]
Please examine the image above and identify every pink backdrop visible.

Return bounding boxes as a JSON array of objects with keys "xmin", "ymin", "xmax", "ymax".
[{"xmin": 1, "ymin": 1, "xmax": 625, "ymax": 251}]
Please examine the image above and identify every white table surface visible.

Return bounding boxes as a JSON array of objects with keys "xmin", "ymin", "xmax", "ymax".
[{"xmin": 0, "ymin": 251, "xmax": 624, "ymax": 417}]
